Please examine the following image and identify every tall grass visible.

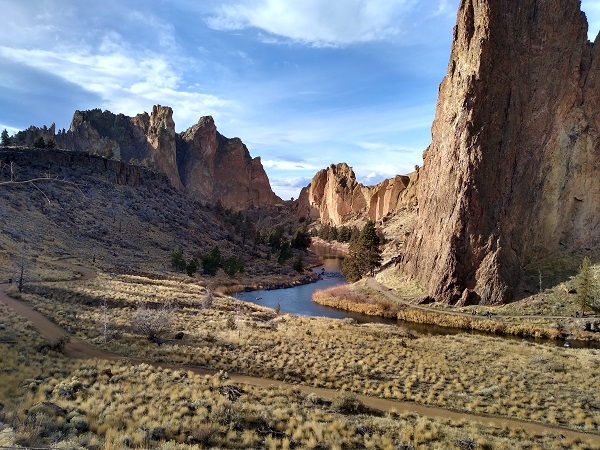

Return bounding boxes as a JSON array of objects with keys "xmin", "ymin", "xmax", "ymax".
[{"xmin": 313, "ymin": 285, "xmax": 401, "ymax": 318}]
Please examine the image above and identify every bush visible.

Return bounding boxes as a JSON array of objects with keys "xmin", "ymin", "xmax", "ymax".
[
  {"xmin": 133, "ymin": 302, "xmax": 174, "ymax": 342},
  {"xmin": 332, "ymin": 391, "xmax": 362, "ymax": 414}
]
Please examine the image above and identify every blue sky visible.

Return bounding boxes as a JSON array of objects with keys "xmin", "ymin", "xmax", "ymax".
[{"xmin": 1, "ymin": 1, "xmax": 599, "ymax": 199}]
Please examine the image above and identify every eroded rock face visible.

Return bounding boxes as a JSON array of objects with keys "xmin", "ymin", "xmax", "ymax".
[
  {"xmin": 43, "ymin": 106, "xmax": 279, "ymax": 210},
  {"xmin": 297, "ymin": 163, "xmax": 417, "ymax": 225},
  {"xmin": 400, "ymin": 0, "xmax": 600, "ymax": 304},
  {"xmin": 178, "ymin": 116, "xmax": 280, "ymax": 210}
]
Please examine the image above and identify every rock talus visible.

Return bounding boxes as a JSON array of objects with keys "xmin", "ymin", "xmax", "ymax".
[{"xmin": 401, "ymin": 0, "xmax": 600, "ymax": 304}]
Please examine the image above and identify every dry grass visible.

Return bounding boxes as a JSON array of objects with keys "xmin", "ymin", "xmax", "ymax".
[
  {"xmin": 3, "ymin": 301, "xmax": 597, "ymax": 448},
  {"xmin": 313, "ymin": 285, "xmax": 401, "ymax": 318},
  {"xmin": 11, "ymin": 271, "xmax": 600, "ymax": 441}
]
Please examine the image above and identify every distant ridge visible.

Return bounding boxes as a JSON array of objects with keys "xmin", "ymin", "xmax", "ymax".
[{"xmin": 16, "ymin": 105, "xmax": 281, "ymax": 210}]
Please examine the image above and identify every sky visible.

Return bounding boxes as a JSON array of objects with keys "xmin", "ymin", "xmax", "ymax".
[{"xmin": 1, "ymin": 1, "xmax": 599, "ymax": 199}]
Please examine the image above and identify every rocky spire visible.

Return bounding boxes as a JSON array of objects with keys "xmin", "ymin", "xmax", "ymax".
[{"xmin": 401, "ymin": 0, "xmax": 600, "ymax": 304}]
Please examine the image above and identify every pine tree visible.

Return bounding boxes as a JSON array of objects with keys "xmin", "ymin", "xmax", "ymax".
[
  {"xmin": 1, "ymin": 129, "xmax": 10, "ymax": 147},
  {"xmin": 341, "ymin": 220, "xmax": 382, "ymax": 282}
]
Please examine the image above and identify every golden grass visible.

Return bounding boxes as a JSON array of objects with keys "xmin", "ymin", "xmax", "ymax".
[
  {"xmin": 11, "ymin": 271, "xmax": 600, "ymax": 440},
  {"xmin": 2, "ymin": 289, "xmax": 600, "ymax": 448},
  {"xmin": 313, "ymin": 285, "xmax": 401, "ymax": 318}
]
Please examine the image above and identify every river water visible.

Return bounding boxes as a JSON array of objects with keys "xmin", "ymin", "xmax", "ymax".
[{"xmin": 236, "ymin": 245, "xmax": 599, "ymax": 348}]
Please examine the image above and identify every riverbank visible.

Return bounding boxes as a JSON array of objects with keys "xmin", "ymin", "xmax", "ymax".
[
  {"xmin": 313, "ymin": 283, "xmax": 600, "ymax": 344},
  {"xmin": 218, "ymin": 243, "xmax": 342, "ymax": 294},
  {"xmin": 309, "ymin": 237, "xmax": 349, "ymax": 253}
]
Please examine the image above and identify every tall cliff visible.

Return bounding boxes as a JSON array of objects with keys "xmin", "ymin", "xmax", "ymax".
[
  {"xmin": 39, "ymin": 106, "xmax": 279, "ymax": 209},
  {"xmin": 177, "ymin": 116, "xmax": 280, "ymax": 210},
  {"xmin": 401, "ymin": 0, "xmax": 600, "ymax": 304},
  {"xmin": 297, "ymin": 163, "xmax": 418, "ymax": 225}
]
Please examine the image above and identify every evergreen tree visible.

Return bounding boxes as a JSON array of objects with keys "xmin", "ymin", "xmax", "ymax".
[
  {"xmin": 341, "ymin": 220, "xmax": 382, "ymax": 282},
  {"xmin": 171, "ymin": 246, "xmax": 186, "ymax": 272},
  {"xmin": 186, "ymin": 257, "xmax": 199, "ymax": 277},
  {"xmin": 33, "ymin": 136, "xmax": 46, "ymax": 148},
  {"xmin": 202, "ymin": 246, "xmax": 222, "ymax": 276},
  {"xmin": 576, "ymin": 256, "xmax": 598, "ymax": 315},
  {"xmin": 291, "ymin": 226, "xmax": 312, "ymax": 251},
  {"xmin": 277, "ymin": 241, "xmax": 293, "ymax": 264},
  {"xmin": 360, "ymin": 220, "xmax": 382, "ymax": 276},
  {"xmin": 223, "ymin": 255, "xmax": 245, "ymax": 276},
  {"xmin": 1, "ymin": 129, "xmax": 10, "ymax": 147}
]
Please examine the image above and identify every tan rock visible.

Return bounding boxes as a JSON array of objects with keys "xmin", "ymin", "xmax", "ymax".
[{"xmin": 297, "ymin": 163, "xmax": 417, "ymax": 226}]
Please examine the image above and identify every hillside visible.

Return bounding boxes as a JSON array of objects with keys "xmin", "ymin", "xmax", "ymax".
[{"xmin": 0, "ymin": 148, "xmax": 311, "ymax": 288}]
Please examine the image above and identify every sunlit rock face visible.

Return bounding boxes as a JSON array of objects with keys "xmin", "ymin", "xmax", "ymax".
[
  {"xmin": 401, "ymin": 0, "xmax": 600, "ymax": 304},
  {"xmin": 297, "ymin": 163, "xmax": 418, "ymax": 225}
]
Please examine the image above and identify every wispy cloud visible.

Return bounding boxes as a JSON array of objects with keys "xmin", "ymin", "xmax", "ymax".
[
  {"xmin": 207, "ymin": 0, "xmax": 419, "ymax": 47},
  {"xmin": 262, "ymin": 159, "xmax": 321, "ymax": 172},
  {"xmin": 0, "ymin": 43, "xmax": 233, "ymax": 129}
]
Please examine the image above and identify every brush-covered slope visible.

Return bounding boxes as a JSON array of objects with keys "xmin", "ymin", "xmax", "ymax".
[{"xmin": 0, "ymin": 148, "xmax": 302, "ymax": 283}]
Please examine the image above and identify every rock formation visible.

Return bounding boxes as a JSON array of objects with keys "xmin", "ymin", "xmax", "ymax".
[
  {"xmin": 29, "ymin": 106, "xmax": 279, "ymax": 210},
  {"xmin": 177, "ymin": 116, "xmax": 280, "ymax": 210},
  {"xmin": 400, "ymin": 0, "xmax": 600, "ymax": 304},
  {"xmin": 297, "ymin": 163, "xmax": 418, "ymax": 225}
]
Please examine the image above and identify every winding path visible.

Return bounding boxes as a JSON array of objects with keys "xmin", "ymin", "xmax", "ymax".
[{"xmin": 1, "ymin": 261, "xmax": 599, "ymax": 445}]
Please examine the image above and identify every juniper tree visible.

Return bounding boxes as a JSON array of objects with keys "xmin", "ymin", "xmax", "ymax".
[
  {"xmin": 576, "ymin": 256, "xmax": 598, "ymax": 315},
  {"xmin": 341, "ymin": 220, "xmax": 382, "ymax": 282},
  {"xmin": 1, "ymin": 129, "xmax": 10, "ymax": 147}
]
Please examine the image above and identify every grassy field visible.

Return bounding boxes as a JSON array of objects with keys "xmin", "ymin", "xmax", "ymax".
[{"xmin": 5, "ymin": 267, "xmax": 600, "ymax": 448}]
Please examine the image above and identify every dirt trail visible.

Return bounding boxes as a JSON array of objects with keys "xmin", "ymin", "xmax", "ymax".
[{"xmin": 1, "ymin": 261, "xmax": 599, "ymax": 445}]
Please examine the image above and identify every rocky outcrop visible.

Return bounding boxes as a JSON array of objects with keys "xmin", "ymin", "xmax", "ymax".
[
  {"xmin": 400, "ymin": 0, "xmax": 600, "ymax": 304},
  {"xmin": 177, "ymin": 116, "xmax": 280, "ymax": 210},
  {"xmin": 297, "ymin": 163, "xmax": 418, "ymax": 225},
  {"xmin": 146, "ymin": 105, "xmax": 182, "ymax": 190},
  {"xmin": 26, "ymin": 106, "xmax": 279, "ymax": 209}
]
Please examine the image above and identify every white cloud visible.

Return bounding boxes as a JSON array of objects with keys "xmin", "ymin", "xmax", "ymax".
[
  {"xmin": 207, "ymin": 0, "xmax": 419, "ymax": 47},
  {"xmin": 269, "ymin": 176, "xmax": 312, "ymax": 199},
  {"xmin": 262, "ymin": 159, "xmax": 321, "ymax": 172},
  {"xmin": 0, "ymin": 44, "xmax": 233, "ymax": 130}
]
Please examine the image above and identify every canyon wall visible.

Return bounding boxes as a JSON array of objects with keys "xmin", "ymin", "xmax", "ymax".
[
  {"xmin": 30, "ymin": 106, "xmax": 279, "ymax": 210},
  {"xmin": 400, "ymin": 0, "xmax": 600, "ymax": 304},
  {"xmin": 297, "ymin": 163, "xmax": 418, "ymax": 225}
]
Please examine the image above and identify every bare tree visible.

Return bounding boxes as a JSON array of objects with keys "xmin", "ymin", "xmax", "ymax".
[{"xmin": 0, "ymin": 161, "xmax": 83, "ymax": 204}]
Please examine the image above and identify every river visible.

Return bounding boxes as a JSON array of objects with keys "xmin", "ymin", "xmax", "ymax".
[{"xmin": 236, "ymin": 245, "xmax": 599, "ymax": 348}]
